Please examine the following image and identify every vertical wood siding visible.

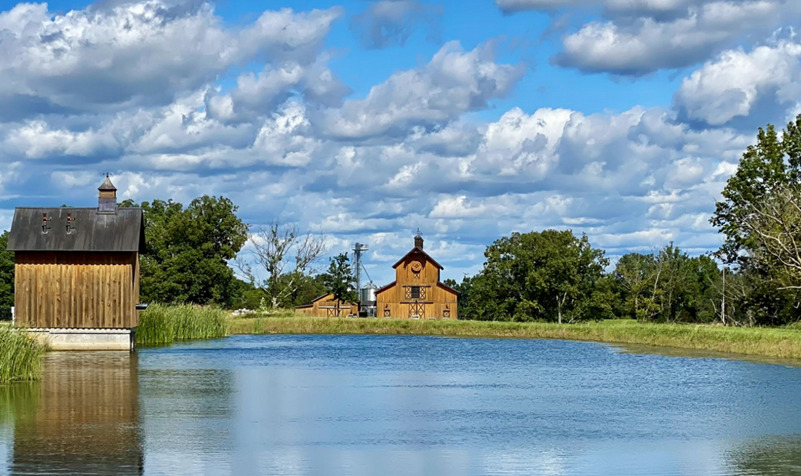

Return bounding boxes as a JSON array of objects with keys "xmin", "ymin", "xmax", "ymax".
[
  {"xmin": 297, "ymin": 293, "xmax": 359, "ymax": 317},
  {"xmin": 376, "ymin": 255, "xmax": 458, "ymax": 319},
  {"xmin": 14, "ymin": 252, "xmax": 140, "ymax": 329}
]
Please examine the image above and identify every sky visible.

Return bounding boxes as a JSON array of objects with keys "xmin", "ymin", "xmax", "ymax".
[{"xmin": 0, "ymin": 0, "xmax": 800, "ymax": 287}]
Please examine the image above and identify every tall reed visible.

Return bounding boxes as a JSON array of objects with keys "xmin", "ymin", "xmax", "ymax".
[
  {"xmin": 136, "ymin": 303, "xmax": 228, "ymax": 346},
  {"xmin": 0, "ymin": 326, "xmax": 47, "ymax": 383}
]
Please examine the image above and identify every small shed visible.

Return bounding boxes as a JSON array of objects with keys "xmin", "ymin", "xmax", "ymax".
[
  {"xmin": 296, "ymin": 293, "xmax": 359, "ymax": 317},
  {"xmin": 375, "ymin": 234, "xmax": 458, "ymax": 319},
  {"xmin": 6, "ymin": 176, "xmax": 145, "ymax": 350}
]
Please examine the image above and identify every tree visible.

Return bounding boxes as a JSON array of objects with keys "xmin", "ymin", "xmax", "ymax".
[
  {"xmin": 123, "ymin": 196, "xmax": 248, "ymax": 307},
  {"xmin": 467, "ymin": 230, "xmax": 608, "ymax": 323},
  {"xmin": 235, "ymin": 221, "xmax": 326, "ymax": 308},
  {"xmin": 0, "ymin": 231, "xmax": 13, "ymax": 319},
  {"xmin": 710, "ymin": 115, "xmax": 801, "ymax": 323},
  {"xmin": 322, "ymin": 253, "xmax": 357, "ymax": 316},
  {"xmin": 711, "ymin": 116, "xmax": 801, "ymax": 265},
  {"xmin": 741, "ymin": 183, "xmax": 801, "ymax": 291}
]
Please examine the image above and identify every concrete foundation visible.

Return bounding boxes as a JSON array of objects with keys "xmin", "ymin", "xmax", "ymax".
[{"xmin": 26, "ymin": 328, "xmax": 136, "ymax": 351}]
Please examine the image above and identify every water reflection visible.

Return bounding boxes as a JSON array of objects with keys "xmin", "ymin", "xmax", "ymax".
[
  {"xmin": 3, "ymin": 352, "xmax": 143, "ymax": 475},
  {"xmin": 730, "ymin": 436, "xmax": 801, "ymax": 475},
  {"xmin": 3, "ymin": 335, "xmax": 801, "ymax": 475}
]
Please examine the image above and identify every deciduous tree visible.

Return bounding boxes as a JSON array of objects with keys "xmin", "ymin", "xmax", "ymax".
[{"xmin": 235, "ymin": 221, "xmax": 326, "ymax": 308}]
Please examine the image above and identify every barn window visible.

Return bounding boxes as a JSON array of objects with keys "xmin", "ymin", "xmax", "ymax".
[
  {"xmin": 66, "ymin": 213, "xmax": 76, "ymax": 235},
  {"xmin": 41, "ymin": 213, "xmax": 51, "ymax": 234},
  {"xmin": 410, "ymin": 286, "xmax": 421, "ymax": 299}
]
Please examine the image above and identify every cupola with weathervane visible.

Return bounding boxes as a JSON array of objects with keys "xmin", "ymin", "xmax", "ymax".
[{"xmin": 98, "ymin": 173, "xmax": 117, "ymax": 213}]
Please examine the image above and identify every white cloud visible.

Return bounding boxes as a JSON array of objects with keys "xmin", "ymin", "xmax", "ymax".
[
  {"xmin": 500, "ymin": 0, "xmax": 801, "ymax": 75},
  {"xmin": 675, "ymin": 41, "xmax": 801, "ymax": 126},
  {"xmin": 318, "ymin": 41, "xmax": 525, "ymax": 139},
  {"xmin": 0, "ymin": 1, "xmax": 343, "ymax": 119}
]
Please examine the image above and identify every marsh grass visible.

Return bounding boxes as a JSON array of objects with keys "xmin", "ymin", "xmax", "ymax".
[
  {"xmin": 137, "ymin": 304, "xmax": 228, "ymax": 346},
  {"xmin": 0, "ymin": 327, "xmax": 47, "ymax": 383},
  {"xmin": 229, "ymin": 316, "xmax": 801, "ymax": 360}
]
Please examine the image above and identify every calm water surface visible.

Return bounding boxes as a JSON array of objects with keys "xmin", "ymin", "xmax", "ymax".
[{"xmin": 2, "ymin": 334, "xmax": 801, "ymax": 475}]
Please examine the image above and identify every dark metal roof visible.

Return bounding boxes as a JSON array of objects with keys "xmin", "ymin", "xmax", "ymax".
[
  {"xmin": 7, "ymin": 207, "xmax": 145, "ymax": 252},
  {"xmin": 392, "ymin": 247, "xmax": 444, "ymax": 270}
]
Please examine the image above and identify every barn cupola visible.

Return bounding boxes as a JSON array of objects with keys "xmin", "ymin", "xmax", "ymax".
[
  {"xmin": 98, "ymin": 173, "xmax": 117, "ymax": 213},
  {"xmin": 414, "ymin": 231, "xmax": 424, "ymax": 250}
]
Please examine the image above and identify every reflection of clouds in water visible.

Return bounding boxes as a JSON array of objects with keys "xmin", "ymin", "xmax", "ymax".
[
  {"xmin": 482, "ymin": 448, "xmax": 567, "ymax": 475},
  {"xmin": 481, "ymin": 441, "xmax": 730, "ymax": 475}
]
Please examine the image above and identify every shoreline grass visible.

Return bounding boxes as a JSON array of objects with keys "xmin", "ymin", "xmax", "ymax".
[
  {"xmin": 136, "ymin": 303, "xmax": 228, "ymax": 346},
  {"xmin": 229, "ymin": 315, "xmax": 801, "ymax": 360},
  {"xmin": 0, "ymin": 326, "xmax": 47, "ymax": 383}
]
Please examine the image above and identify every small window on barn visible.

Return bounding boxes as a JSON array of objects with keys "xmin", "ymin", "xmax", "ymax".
[
  {"xmin": 410, "ymin": 286, "xmax": 421, "ymax": 299},
  {"xmin": 41, "ymin": 213, "xmax": 51, "ymax": 234},
  {"xmin": 66, "ymin": 213, "xmax": 76, "ymax": 235}
]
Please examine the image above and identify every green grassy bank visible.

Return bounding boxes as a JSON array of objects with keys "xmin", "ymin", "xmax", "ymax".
[
  {"xmin": 229, "ymin": 316, "xmax": 801, "ymax": 360},
  {"xmin": 136, "ymin": 303, "xmax": 228, "ymax": 346},
  {"xmin": 0, "ymin": 326, "xmax": 47, "ymax": 383}
]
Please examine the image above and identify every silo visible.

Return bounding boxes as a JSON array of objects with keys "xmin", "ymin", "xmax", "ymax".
[{"xmin": 359, "ymin": 283, "xmax": 378, "ymax": 317}]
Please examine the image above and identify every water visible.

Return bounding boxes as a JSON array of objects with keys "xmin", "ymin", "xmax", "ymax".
[{"xmin": 2, "ymin": 334, "xmax": 801, "ymax": 475}]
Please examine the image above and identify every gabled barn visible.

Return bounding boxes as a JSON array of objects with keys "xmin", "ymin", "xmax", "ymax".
[
  {"xmin": 6, "ymin": 175, "xmax": 145, "ymax": 350},
  {"xmin": 376, "ymin": 234, "xmax": 458, "ymax": 319},
  {"xmin": 296, "ymin": 293, "xmax": 359, "ymax": 317}
]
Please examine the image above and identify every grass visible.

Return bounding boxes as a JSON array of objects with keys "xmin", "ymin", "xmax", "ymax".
[
  {"xmin": 0, "ymin": 326, "xmax": 47, "ymax": 383},
  {"xmin": 136, "ymin": 303, "xmax": 228, "ymax": 346},
  {"xmin": 229, "ymin": 315, "xmax": 801, "ymax": 360}
]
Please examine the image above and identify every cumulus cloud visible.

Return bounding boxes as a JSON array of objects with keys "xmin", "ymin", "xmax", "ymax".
[
  {"xmin": 498, "ymin": 0, "xmax": 801, "ymax": 75},
  {"xmin": 674, "ymin": 41, "xmax": 801, "ymax": 126},
  {"xmin": 0, "ymin": 1, "xmax": 343, "ymax": 120},
  {"xmin": 0, "ymin": 0, "xmax": 782, "ymax": 285},
  {"xmin": 350, "ymin": 0, "xmax": 442, "ymax": 49},
  {"xmin": 318, "ymin": 41, "xmax": 525, "ymax": 139}
]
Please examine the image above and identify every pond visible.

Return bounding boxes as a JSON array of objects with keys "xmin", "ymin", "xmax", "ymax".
[{"xmin": 2, "ymin": 334, "xmax": 801, "ymax": 475}]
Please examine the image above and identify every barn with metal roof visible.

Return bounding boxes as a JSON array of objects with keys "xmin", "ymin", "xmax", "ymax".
[{"xmin": 6, "ymin": 175, "xmax": 145, "ymax": 350}]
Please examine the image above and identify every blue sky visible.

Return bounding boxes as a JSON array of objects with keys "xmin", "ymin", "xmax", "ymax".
[{"xmin": 1, "ymin": 0, "xmax": 800, "ymax": 286}]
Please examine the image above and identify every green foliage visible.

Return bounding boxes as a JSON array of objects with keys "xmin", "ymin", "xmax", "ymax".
[
  {"xmin": 135, "ymin": 303, "xmax": 228, "ymax": 346},
  {"xmin": 710, "ymin": 114, "xmax": 801, "ymax": 324},
  {"xmin": 466, "ymin": 230, "xmax": 608, "ymax": 323},
  {"xmin": 322, "ymin": 253, "xmax": 357, "ymax": 308},
  {"xmin": 711, "ymin": 120, "xmax": 800, "ymax": 264},
  {"xmin": 613, "ymin": 246, "xmax": 721, "ymax": 323},
  {"xmin": 0, "ymin": 326, "xmax": 47, "ymax": 382},
  {"xmin": 0, "ymin": 231, "xmax": 14, "ymax": 319},
  {"xmin": 123, "ymin": 196, "xmax": 248, "ymax": 307}
]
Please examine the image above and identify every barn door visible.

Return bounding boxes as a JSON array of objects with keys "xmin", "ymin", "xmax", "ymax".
[{"xmin": 408, "ymin": 303, "xmax": 424, "ymax": 319}]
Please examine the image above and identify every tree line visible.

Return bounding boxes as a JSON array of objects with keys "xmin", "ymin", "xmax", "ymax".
[
  {"xmin": 449, "ymin": 115, "xmax": 801, "ymax": 326},
  {"xmin": 1, "ymin": 115, "xmax": 801, "ymax": 325}
]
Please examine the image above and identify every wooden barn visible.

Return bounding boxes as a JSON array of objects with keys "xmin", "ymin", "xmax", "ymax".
[
  {"xmin": 376, "ymin": 234, "xmax": 458, "ymax": 319},
  {"xmin": 6, "ymin": 175, "xmax": 145, "ymax": 350},
  {"xmin": 296, "ymin": 293, "xmax": 359, "ymax": 317}
]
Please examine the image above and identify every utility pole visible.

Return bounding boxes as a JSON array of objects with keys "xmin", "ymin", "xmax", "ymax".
[
  {"xmin": 721, "ymin": 267, "xmax": 726, "ymax": 326},
  {"xmin": 353, "ymin": 242, "xmax": 369, "ymax": 304}
]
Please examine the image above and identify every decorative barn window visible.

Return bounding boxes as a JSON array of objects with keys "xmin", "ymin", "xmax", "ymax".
[
  {"xmin": 66, "ymin": 213, "xmax": 76, "ymax": 235},
  {"xmin": 405, "ymin": 286, "xmax": 426, "ymax": 300},
  {"xmin": 41, "ymin": 213, "xmax": 51, "ymax": 234},
  {"xmin": 384, "ymin": 305, "xmax": 391, "ymax": 317},
  {"xmin": 443, "ymin": 305, "xmax": 450, "ymax": 318}
]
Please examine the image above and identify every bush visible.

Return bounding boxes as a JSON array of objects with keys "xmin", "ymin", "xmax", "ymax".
[{"xmin": 0, "ymin": 307, "xmax": 11, "ymax": 321}]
